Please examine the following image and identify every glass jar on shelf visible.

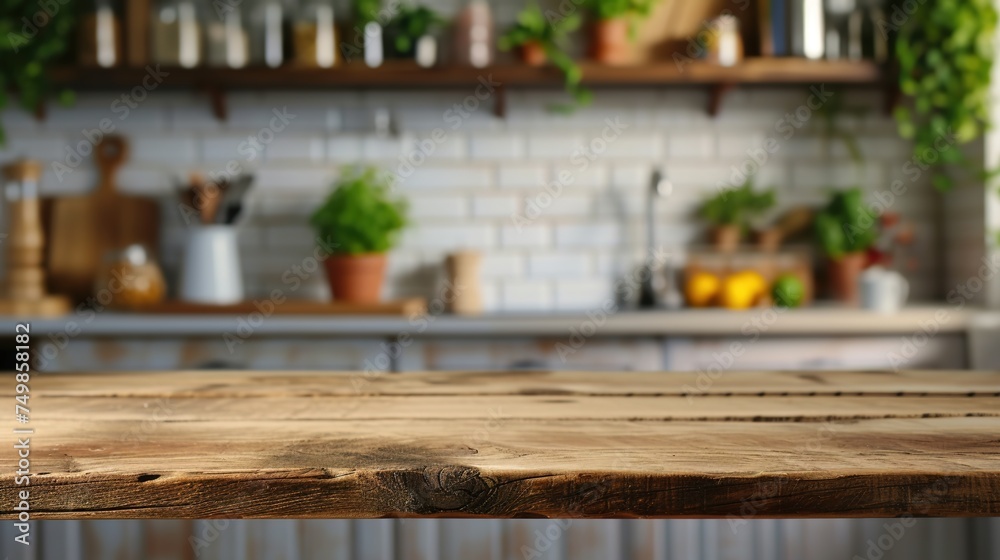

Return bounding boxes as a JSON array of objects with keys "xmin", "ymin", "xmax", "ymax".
[
  {"xmin": 453, "ymin": 0, "xmax": 494, "ymax": 68},
  {"xmin": 150, "ymin": 0, "xmax": 203, "ymax": 68},
  {"xmin": 78, "ymin": 0, "xmax": 122, "ymax": 67},
  {"xmin": 249, "ymin": 0, "xmax": 293, "ymax": 68},
  {"xmin": 206, "ymin": 2, "xmax": 250, "ymax": 67},
  {"xmin": 293, "ymin": 0, "xmax": 338, "ymax": 68}
]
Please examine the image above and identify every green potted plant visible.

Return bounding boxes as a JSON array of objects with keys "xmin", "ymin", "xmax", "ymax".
[
  {"xmin": 581, "ymin": 0, "xmax": 657, "ymax": 65},
  {"xmin": 699, "ymin": 181, "xmax": 775, "ymax": 252},
  {"xmin": 385, "ymin": 4, "xmax": 444, "ymax": 60},
  {"xmin": 814, "ymin": 188, "xmax": 878, "ymax": 305},
  {"xmin": 893, "ymin": 0, "xmax": 997, "ymax": 190},
  {"xmin": 0, "ymin": 2, "xmax": 77, "ymax": 144},
  {"xmin": 310, "ymin": 168, "xmax": 408, "ymax": 304},
  {"xmin": 499, "ymin": 3, "xmax": 590, "ymax": 108}
]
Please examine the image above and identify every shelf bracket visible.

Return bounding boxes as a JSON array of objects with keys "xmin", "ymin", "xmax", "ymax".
[
  {"xmin": 207, "ymin": 87, "xmax": 228, "ymax": 121},
  {"xmin": 493, "ymin": 83, "xmax": 507, "ymax": 119},
  {"xmin": 708, "ymin": 83, "xmax": 735, "ymax": 117}
]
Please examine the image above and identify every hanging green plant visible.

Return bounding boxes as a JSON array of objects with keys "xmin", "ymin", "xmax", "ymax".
[
  {"xmin": 893, "ymin": 0, "xmax": 998, "ymax": 190},
  {"xmin": 0, "ymin": 1, "xmax": 77, "ymax": 145},
  {"xmin": 499, "ymin": 3, "xmax": 592, "ymax": 111}
]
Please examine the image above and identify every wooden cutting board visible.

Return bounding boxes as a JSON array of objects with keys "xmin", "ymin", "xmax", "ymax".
[
  {"xmin": 46, "ymin": 135, "xmax": 160, "ymax": 302},
  {"xmin": 130, "ymin": 298, "xmax": 427, "ymax": 316}
]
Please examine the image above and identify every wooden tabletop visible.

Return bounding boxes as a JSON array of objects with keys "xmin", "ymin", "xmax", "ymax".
[{"xmin": 2, "ymin": 370, "xmax": 999, "ymax": 519}]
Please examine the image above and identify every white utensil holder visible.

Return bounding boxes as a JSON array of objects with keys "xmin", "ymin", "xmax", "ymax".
[{"xmin": 180, "ymin": 226, "xmax": 243, "ymax": 304}]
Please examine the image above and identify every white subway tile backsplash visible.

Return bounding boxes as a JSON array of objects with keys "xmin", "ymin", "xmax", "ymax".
[
  {"xmin": 131, "ymin": 137, "xmax": 199, "ymax": 164},
  {"xmin": 469, "ymin": 133, "xmax": 525, "ymax": 159},
  {"xmin": 555, "ymin": 224, "xmax": 622, "ymax": 248},
  {"xmin": 501, "ymin": 224, "xmax": 551, "ymax": 248},
  {"xmin": 408, "ymin": 196, "xmax": 469, "ymax": 219},
  {"xmin": 501, "ymin": 280, "xmax": 553, "ymax": 311},
  {"xmin": 528, "ymin": 253, "xmax": 592, "ymax": 278},
  {"xmin": 1, "ymin": 88, "xmax": 937, "ymax": 311},
  {"xmin": 497, "ymin": 164, "xmax": 548, "ymax": 189},
  {"xmin": 255, "ymin": 166, "xmax": 337, "ymax": 190},
  {"xmin": 405, "ymin": 224, "xmax": 496, "ymax": 249},
  {"xmin": 480, "ymin": 253, "xmax": 526, "ymax": 279},
  {"xmin": 327, "ymin": 135, "xmax": 364, "ymax": 162},
  {"xmin": 472, "ymin": 195, "xmax": 519, "ymax": 218},
  {"xmin": 363, "ymin": 135, "xmax": 405, "ymax": 160},
  {"xmin": 400, "ymin": 165, "xmax": 494, "ymax": 189},
  {"xmin": 554, "ymin": 279, "xmax": 614, "ymax": 311},
  {"xmin": 667, "ymin": 132, "xmax": 716, "ymax": 159},
  {"xmin": 266, "ymin": 136, "xmax": 326, "ymax": 162}
]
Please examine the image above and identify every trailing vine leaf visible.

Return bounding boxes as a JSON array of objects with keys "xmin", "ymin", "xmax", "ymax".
[
  {"xmin": 894, "ymin": 0, "xmax": 998, "ymax": 190},
  {"xmin": 499, "ymin": 3, "xmax": 590, "ymax": 111},
  {"xmin": 0, "ymin": 0, "xmax": 78, "ymax": 145},
  {"xmin": 385, "ymin": 5, "xmax": 444, "ymax": 56}
]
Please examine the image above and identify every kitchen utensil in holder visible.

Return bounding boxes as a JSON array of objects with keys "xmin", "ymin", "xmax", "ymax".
[
  {"xmin": 180, "ymin": 225, "xmax": 244, "ymax": 304},
  {"xmin": 0, "ymin": 160, "xmax": 70, "ymax": 316}
]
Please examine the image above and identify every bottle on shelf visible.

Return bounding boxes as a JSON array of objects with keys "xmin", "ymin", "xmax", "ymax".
[
  {"xmin": 206, "ymin": 1, "xmax": 250, "ymax": 68},
  {"xmin": 453, "ymin": 0, "xmax": 494, "ymax": 68},
  {"xmin": 249, "ymin": 0, "xmax": 292, "ymax": 68},
  {"xmin": 78, "ymin": 0, "xmax": 122, "ymax": 68},
  {"xmin": 150, "ymin": 0, "xmax": 203, "ymax": 68},
  {"xmin": 294, "ymin": 0, "xmax": 339, "ymax": 68}
]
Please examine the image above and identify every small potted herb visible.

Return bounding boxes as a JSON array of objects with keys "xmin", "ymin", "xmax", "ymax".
[
  {"xmin": 385, "ymin": 4, "xmax": 444, "ymax": 61},
  {"xmin": 582, "ymin": 0, "xmax": 657, "ymax": 65},
  {"xmin": 699, "ymin": 181, "xmax": 775, "ymax": 252},
  {"xmin": 310, "ymin": 168, "xmax": 408, "ymax": 304},
  {"xmin": 499, "ymin": 3, "xmax": 591, "ymax": 108},
  {"xmin": 814, "ymin": 188, "xmax": 878, "ymax": 305}
]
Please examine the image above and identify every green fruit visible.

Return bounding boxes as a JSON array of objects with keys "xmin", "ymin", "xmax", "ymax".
[{"xmin": 772, "ymin": 275, "xmax": 805, "ymax": 308}]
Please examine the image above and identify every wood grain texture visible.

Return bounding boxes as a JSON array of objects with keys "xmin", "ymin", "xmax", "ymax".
[{"xmin": 1, "ymin": 370, "xmax": 998, "ymax": 520}]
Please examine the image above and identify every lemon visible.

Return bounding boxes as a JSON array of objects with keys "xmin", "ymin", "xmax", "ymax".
[
  {"xmin": 719, "ymin": 271, "xmax": 766, "ymax": 310},
  {"xmin": 684, "ymin": 271, "xmax": 721, "ymax": 307}
]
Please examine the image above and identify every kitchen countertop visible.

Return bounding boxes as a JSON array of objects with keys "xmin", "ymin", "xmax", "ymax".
[
  {"xmin": 7, "ymin": 369, "xmax": 999, "ymax": 518},
  {"xmin": 0, "ymin": 305, "xmax": 982, "ymax": 338}
]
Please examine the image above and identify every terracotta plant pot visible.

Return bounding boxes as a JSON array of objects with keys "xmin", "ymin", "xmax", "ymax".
[
  {"xmin": 324, "ymin": 253, "xmax": 387, "ymax": 304},
  {"xmin": 711, "ymin": 225, "xmax": 741, "ymax": 253},
  {"xmin": 589, "ymin": 18, "xmax": 631, "ymax": 65},
  {"xmin": 520, "ymin": 40, "xmax": 547, "ymax": 66},
  {"xmin": 827, "ymin": 252, "xmax": 868, "ymax": 306}
]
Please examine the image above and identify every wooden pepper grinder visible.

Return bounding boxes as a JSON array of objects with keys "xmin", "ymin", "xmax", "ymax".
[
  {"xmin": 445, "ymin": 251, "xmax": 483, "ymax": 315},
  {"xmin": 0, "ymin": 160, "xmax": 69, "ymax": 316}
]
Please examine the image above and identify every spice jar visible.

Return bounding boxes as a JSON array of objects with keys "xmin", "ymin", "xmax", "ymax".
[
  {"xmin": 294, "ymin": 0, "xmax": 338, "ymax": 67},
  {"xmin": 206, "ymin": 2, "xmax": 250, "ymax": 68},
  {"xmin": 453, "ymin": 0, "xmax": 494, "ymax": 68},
  {"xmin": 78, "ymin": 0, "xmax": 122, "ymax": 67},
  {"xmin": 249, "ymin": 0, "xmax": 292, "ymax": 68},
  {"xmin": 150, "ymin": 0, "xmax": 203, "ymax": 68},
  {"xmin": 95, "ymin": 245, "xmax": 167, "ymax": 310}
]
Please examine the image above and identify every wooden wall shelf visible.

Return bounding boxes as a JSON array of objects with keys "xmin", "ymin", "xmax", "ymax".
[{"xmin": 48, "ymin": 58, "xmax": 887, "ymax": 119}]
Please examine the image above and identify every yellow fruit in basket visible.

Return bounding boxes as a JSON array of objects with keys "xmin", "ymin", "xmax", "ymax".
[
  {"xmin": 685, "ymin": 271, "xmax": 722, "ymax": 307},
  {"xmin": 719, "ymin": 270, "xmax": 767, "ymax": 310}
]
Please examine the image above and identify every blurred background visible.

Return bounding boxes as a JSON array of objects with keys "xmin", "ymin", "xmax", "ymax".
[{"xmin": 2, "ymin": 0, "xmax": 1000, "ymax": 557}]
